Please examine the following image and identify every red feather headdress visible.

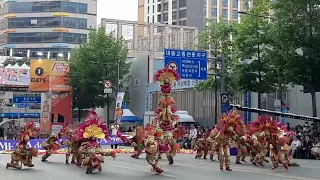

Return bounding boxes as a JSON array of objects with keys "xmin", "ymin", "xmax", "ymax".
[
  {"xmin": 19, "ymin": 121, "xmax": 39, "ymax": 143},
  {"xmin": 219, "ymin": 111, "xmax": 245, "ymax": 134}
]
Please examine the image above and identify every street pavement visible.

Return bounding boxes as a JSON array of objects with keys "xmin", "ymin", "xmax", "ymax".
[{"xmin": 0, "ymin": 153, "xmax": 319, "ymax": 180}]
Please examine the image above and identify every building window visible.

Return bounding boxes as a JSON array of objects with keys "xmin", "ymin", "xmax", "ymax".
[
  {"xmin": 157, "ymin": 14, "xmax": 161, "ymax": 22},
  {"xmin": 172, "ymin": 11, "xmax": 177, "ymax": 20},
  {"xmin": 163, "ymin": 2, "xmax": 168, "ymax": 11},
  {"xmin": 243, "ymin": 1, "xmax": 248, "ymax": 9},
  {"xmin": 179, "ymin": 9, "xmax": 186, "ymax": 18},
  {"xmin": 172, "ymin": 0, "xmax": 177, "ymax": 9},
  {"xmin": 222, "ymin": 9, "xmax": 228, "ymax": 18},
  {"xmin": 224, "ymin": 20, "xmax": 229, "ymax": 24},
  {"xmin": 7, "ymin": 32, "xmax": 87, "ymax": 44},
  {"xmin": 8, "ymin": 1, "xmax": 88, "ymax": 14},
  {"xmin": 163, "ymin": 13, "xmax": 168, "ymax": 21},
  {"xmin": 8, "ymin": 17, "xmax": 87, "ymax": 29},
  {"xmin": 172, "ymin": 21, "xmax": 177, "ymax": 25},
  {"xmin": 179, "ymin": 20, "xmax": 186, "ymax": 26},
  {"xmin": 222, "ymin": 0, "xmax": 228, "ymax": 7},
  {"xmin": 232, "ymin": 10, "xmax": 238, "ymax": 19},
  {"xmin": 179, "ymin": 0, "xmax": 186, "ymax": 8},
  {"xmin": 212, "ymin": 0, "xmax": 217, "ymax": 6},
  {"xmin": 148, "ymin": 6, "xmax": 150, "ymax": 13},
  {"xmin": 232, "ymin": 0, "xmax": 238, "ymax": 8},
  {"xmin": 211, "ymin": 8, "xmax": 217, "ymax": 17},
  {"xmin": 157, "ymin": 4, "xmax": 161, "ymax": 12}
]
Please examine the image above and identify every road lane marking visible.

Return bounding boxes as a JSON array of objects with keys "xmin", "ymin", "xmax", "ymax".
[{"xmin": 111, "ymin": 164, "xmax": 176, "ymax": 178}]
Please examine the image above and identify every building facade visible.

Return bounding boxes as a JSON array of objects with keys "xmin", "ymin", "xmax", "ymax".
[
  {"xmin": 0, "ymin": 0, "xmax": 97, "ymax": 59},
  {"xmin": 138, "ymin": 0, "xmax": 253, "ymax": 27}
]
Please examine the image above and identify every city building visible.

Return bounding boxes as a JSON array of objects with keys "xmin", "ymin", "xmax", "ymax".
[
  {"xmin": 138, "ymin": 0, "xmax": 206, "ymax": 27},
  {"xmin": 138, "ymin": 0, "xmax": 253, "ymax": 27},
  {"xmin": 0, "ymin": 0, "xmax": 97, "ymax": 59}
]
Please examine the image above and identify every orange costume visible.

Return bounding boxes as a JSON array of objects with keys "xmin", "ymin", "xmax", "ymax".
[
  {"xmin": 153, "ymin": 68, "xmax": 184, "ymax": 165},
  {"xmin": 6, "ymin": 122, "xmax": 39, "ymax": 169}
]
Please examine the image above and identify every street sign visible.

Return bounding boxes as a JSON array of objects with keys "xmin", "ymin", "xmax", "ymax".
[
  {"xmin": 0, "ymin": 113, "xmax": 40, "ymax": 118},
  {"xmin": 13, "ymin": 93, "xmax": 41, "ymax": 104},
  {"xmin": 221, "ymin": 93, "xmax": 230, "ymax": 114},
  {"xmin": 104, "ymin": 88, "xmax": 113, "ymax": 94},
  {"xmin": 164, "ymin": 49, "xmax": 208, "ymax": 80},
  {"xmin": 104, "ymin": 80, "xmax": 112, "ymax": 88}
]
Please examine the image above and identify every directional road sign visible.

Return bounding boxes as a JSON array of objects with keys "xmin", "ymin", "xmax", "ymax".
[
  {"xmin": 13, "ymin": 93, "xmax": 41, "ymax": 104},
  {"xmin": 164, "ymin": 49, "xmax": 208, "ymax": 80},
  {"xmin": 221, "ymin": 93, "xmax": 230, "ymax": 114}
]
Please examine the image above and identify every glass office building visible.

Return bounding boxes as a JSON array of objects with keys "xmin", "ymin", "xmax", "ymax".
[{"xmin": 0, "ymin": 0, "xmax": 97, "ymax": 59}]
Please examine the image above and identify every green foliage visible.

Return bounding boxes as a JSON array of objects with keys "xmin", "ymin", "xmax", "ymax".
[
  {"xmin": 69, "ymin": 26, "xmax": 130, "ymax": 109},
  {"xmin": 195, "ymin": 19, "xmax": 238, "ymax": 91},
  {"xmin": 233, "ymin": 0, "xmax": 278, "ymax": 93}
]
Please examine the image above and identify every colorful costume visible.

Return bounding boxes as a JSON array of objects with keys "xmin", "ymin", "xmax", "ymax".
[
  {"xmin": 144, "ymin": 126, "xmax": 163, "ymax": 175},
  {"xmin": 153, "ymin": 68, "xmax": 182, "ymax": 165},
  {"xmin": 59, "ymin": 121, "xmax": 74, "ymax": 164},
  {"xmin": 41, "ymin": 133, "xmax": 60, "ymax": 162},
  {"xmin": 6, "ymin": 122, "xmax": 39, "ymax": 169},
  {"xmin": 131, "ymin": 126, "xmax": 144, "ymax": 159},
  {"xmin": 211, "ymin": 112, "xmax": 245, "ymax": 171},
  {"xmin": 76, "ymin": 112, "xmax": 116, "ymax": 174},
  {"xmin": 311, "ymin": 142, "xmax": 320, "ymax": 160},
  {"xmin": 194, "ymin": 132, "xmax": 210, "ymax": 159}
]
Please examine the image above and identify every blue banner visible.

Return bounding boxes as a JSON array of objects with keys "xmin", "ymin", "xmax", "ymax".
[
  {"xmin": 221, "ymin": 93, "xmax": 230, "ymax": 114},
  {"xmin": 244, "ymin": 91, "xmax": 252, "ymax": 124},
  {"xmin": 0, "ymin": 136, "xmax": 123, "ymax": 151}
]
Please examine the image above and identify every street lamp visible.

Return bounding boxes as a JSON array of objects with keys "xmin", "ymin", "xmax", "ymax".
[
  {"xmin": 37, "ymin": 52, "xmax": 43, "ymax": 56},
  {"xmin": 57, "ymin": 53, "xmax": 63, "ymax": 58}
]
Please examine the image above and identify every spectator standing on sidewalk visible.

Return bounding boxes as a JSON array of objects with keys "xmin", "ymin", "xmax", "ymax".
[
  {"xmin": 189, "ymin": 124, "xmax": 197, "ymax": 149},
  {"xmin": 291, "ymin": 136, "xmax": 302, "ymax": 158}
]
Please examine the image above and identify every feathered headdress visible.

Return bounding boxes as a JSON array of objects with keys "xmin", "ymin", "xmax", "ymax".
[
  {"xmin": 86, "ymin": 109, "xmax": 98, "ymax": 121},
  {"xmin": 251, "ymin": 116, "xmax": 282, "ymax": 136},
  {"xmin": 173, "ymin": 125, "xmax": 186, "ymax": 139},
  {"xmin": 59, "ymin": 121, "xmax": 73, "ymax": 138},
  {"xmin": 77, "ymin": 111, "xmax": 109, "ymax": 139},
  {"xmin": 154, "ymin": 68, "xmax": 181, "ymax": 94},
  {"xmin": 19, "ymin": 121, "xmax": 39, "ymax": 143},
  {"xmin": 219, "ymin": 111, "xmax": 244, "ymax": 134}
]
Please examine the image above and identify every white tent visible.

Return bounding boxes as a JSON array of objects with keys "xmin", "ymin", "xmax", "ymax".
[
  {"xmin": 5, "ymin": 64, "xmax": 13, "ymax": 69},
  {"xmin": 12, "ymin": 63, "xmax": 20, "ymax": 69},
  {"xmin": 20, "ymin": 63, "xmax": 30, "ymax": 69},
  {"xmin": 176, "ymin": 111, "xmax": 196, "ymax": 123}
]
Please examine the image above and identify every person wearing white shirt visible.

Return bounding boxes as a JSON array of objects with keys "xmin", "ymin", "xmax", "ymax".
[
  {"xmin": 189, "ymin": 124, "xmax": 197, "ymax": 149},
  {"xmin": 111, "ymin": 123, "xmax": 119, "ymax": 149},
  {"xmin": 291, "ymin": 137, "xmax": 302, "ymax": 158}
]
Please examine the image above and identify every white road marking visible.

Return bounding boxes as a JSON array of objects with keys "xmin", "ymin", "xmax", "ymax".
[{"xmin": 111, "ymin": 164, "xmax": 176, "ymax": 178}]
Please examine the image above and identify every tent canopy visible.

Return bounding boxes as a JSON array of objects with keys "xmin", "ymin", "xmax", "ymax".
[
  {"xmin": 120, "ymin": 105, "xmax": 142, "ymax": 123},
  {"xmin": 12, "ymin": 63, "xmax": 20, "ymax": 68},
  {"xmin": 176, "ymin": 111, "xmax": 196, "ymax": 123},
  {"xmin": 20, "ymin": 63, "xmax": 30, "ymax": 69},
  {"xmin": 5, "ymin": 64, "xmax": 13, "ymax": 69}
]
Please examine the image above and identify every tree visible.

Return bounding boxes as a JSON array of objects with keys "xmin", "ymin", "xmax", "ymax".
[
  {"xmin": 69, "ymin": 26, "xmax": 130, "ymax": 110},
  {"xmin": 233, "ymin": 0, "xmax": 278, "ymax": 108},
  {"xmin": 195, "ymin": 18, "xmax": 238, "ymax": 92}
]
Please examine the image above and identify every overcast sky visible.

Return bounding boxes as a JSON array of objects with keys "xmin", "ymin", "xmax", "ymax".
[{"xmin": 97, "ymin": 0, "xmax": 138, "ymax": 24}]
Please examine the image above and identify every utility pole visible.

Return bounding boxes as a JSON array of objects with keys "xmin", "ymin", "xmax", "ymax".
[
  {"xmin": 220, "ymin": 42, "xmax": 226, "ymax": 93},
  {"xmin": 257, "ymin": 32, "xmax": 262, "ymax": 109}
]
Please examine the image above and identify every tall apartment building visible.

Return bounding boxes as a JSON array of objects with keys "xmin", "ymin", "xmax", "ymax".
[
  {"xmin": 138, "ymin": 0, "xmax": 253, "ymax": 26},
  {"xmin": 138, "ymin": 0, "xmax": 206, "ymax": 27},
  {"xmin": 0, "ymin": 0, "xmax": 97, "ymax": 59}
]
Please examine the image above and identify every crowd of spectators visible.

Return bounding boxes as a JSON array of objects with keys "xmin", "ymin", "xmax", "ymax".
[{"xmin": 287, "ymin": 122, "xmax": 320, "ymax": 160}]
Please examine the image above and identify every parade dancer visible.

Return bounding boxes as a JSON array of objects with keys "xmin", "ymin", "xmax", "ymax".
[
  {"xmin": 76, "ymin": 111, "xmax": 116, "ymax": 174},
  {"xmin": 41, "ymin": 133, "xmax": 60, "ymax": 162},
  {"xmin": 153, "ymin": 68, "xmax": 182, "ymax": 165},
  {"xmin": 131, "ymin": 126, "xmax": 144, "ymax": 159},
  {"xmin": 211, "ymin": 112, "xmax": 245, "ymax": 171},
  {"xmin": 144, "ymin": 126, "xmax": 163, "ymax": 175},
  {"xmin": 59, "ymin": 121, "xmax": 74, "ymax": 164},
  {"xmin": 6, "ymin": 122, "xmax": 39, "ymax": 169},
  {"xmin": 194, "ymin": 131, "xmax": 210, "ymax": 159}
]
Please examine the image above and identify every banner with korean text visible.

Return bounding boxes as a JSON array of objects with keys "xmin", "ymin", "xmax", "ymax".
[{"xmin": 114, "ymin": 92, "xmax": 125, "ymax": 123}]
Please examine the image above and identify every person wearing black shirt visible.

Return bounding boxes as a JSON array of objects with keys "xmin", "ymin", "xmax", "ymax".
[{"xmin": 303, "ymin": 136, "xmax": 313, "ymax": 159}]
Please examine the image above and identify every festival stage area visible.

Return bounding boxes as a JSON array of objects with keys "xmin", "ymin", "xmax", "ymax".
[{"xmin": 0, "ymin": 153, "xmax": 319, "ymax": 180}]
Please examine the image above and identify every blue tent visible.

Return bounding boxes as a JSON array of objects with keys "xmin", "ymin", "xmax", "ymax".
[{"xmin": 120, "ymin": 105, "xmax": 142, "ymax": 123}]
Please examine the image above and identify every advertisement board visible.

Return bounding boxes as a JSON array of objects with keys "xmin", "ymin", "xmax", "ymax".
[
  {"xmin": 29, "ymin": 60, "xmax": 71, "ymax": 92},
  {"xmin": 0, "ymin": 64, "xmax": 30, "ymax": 87}
]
